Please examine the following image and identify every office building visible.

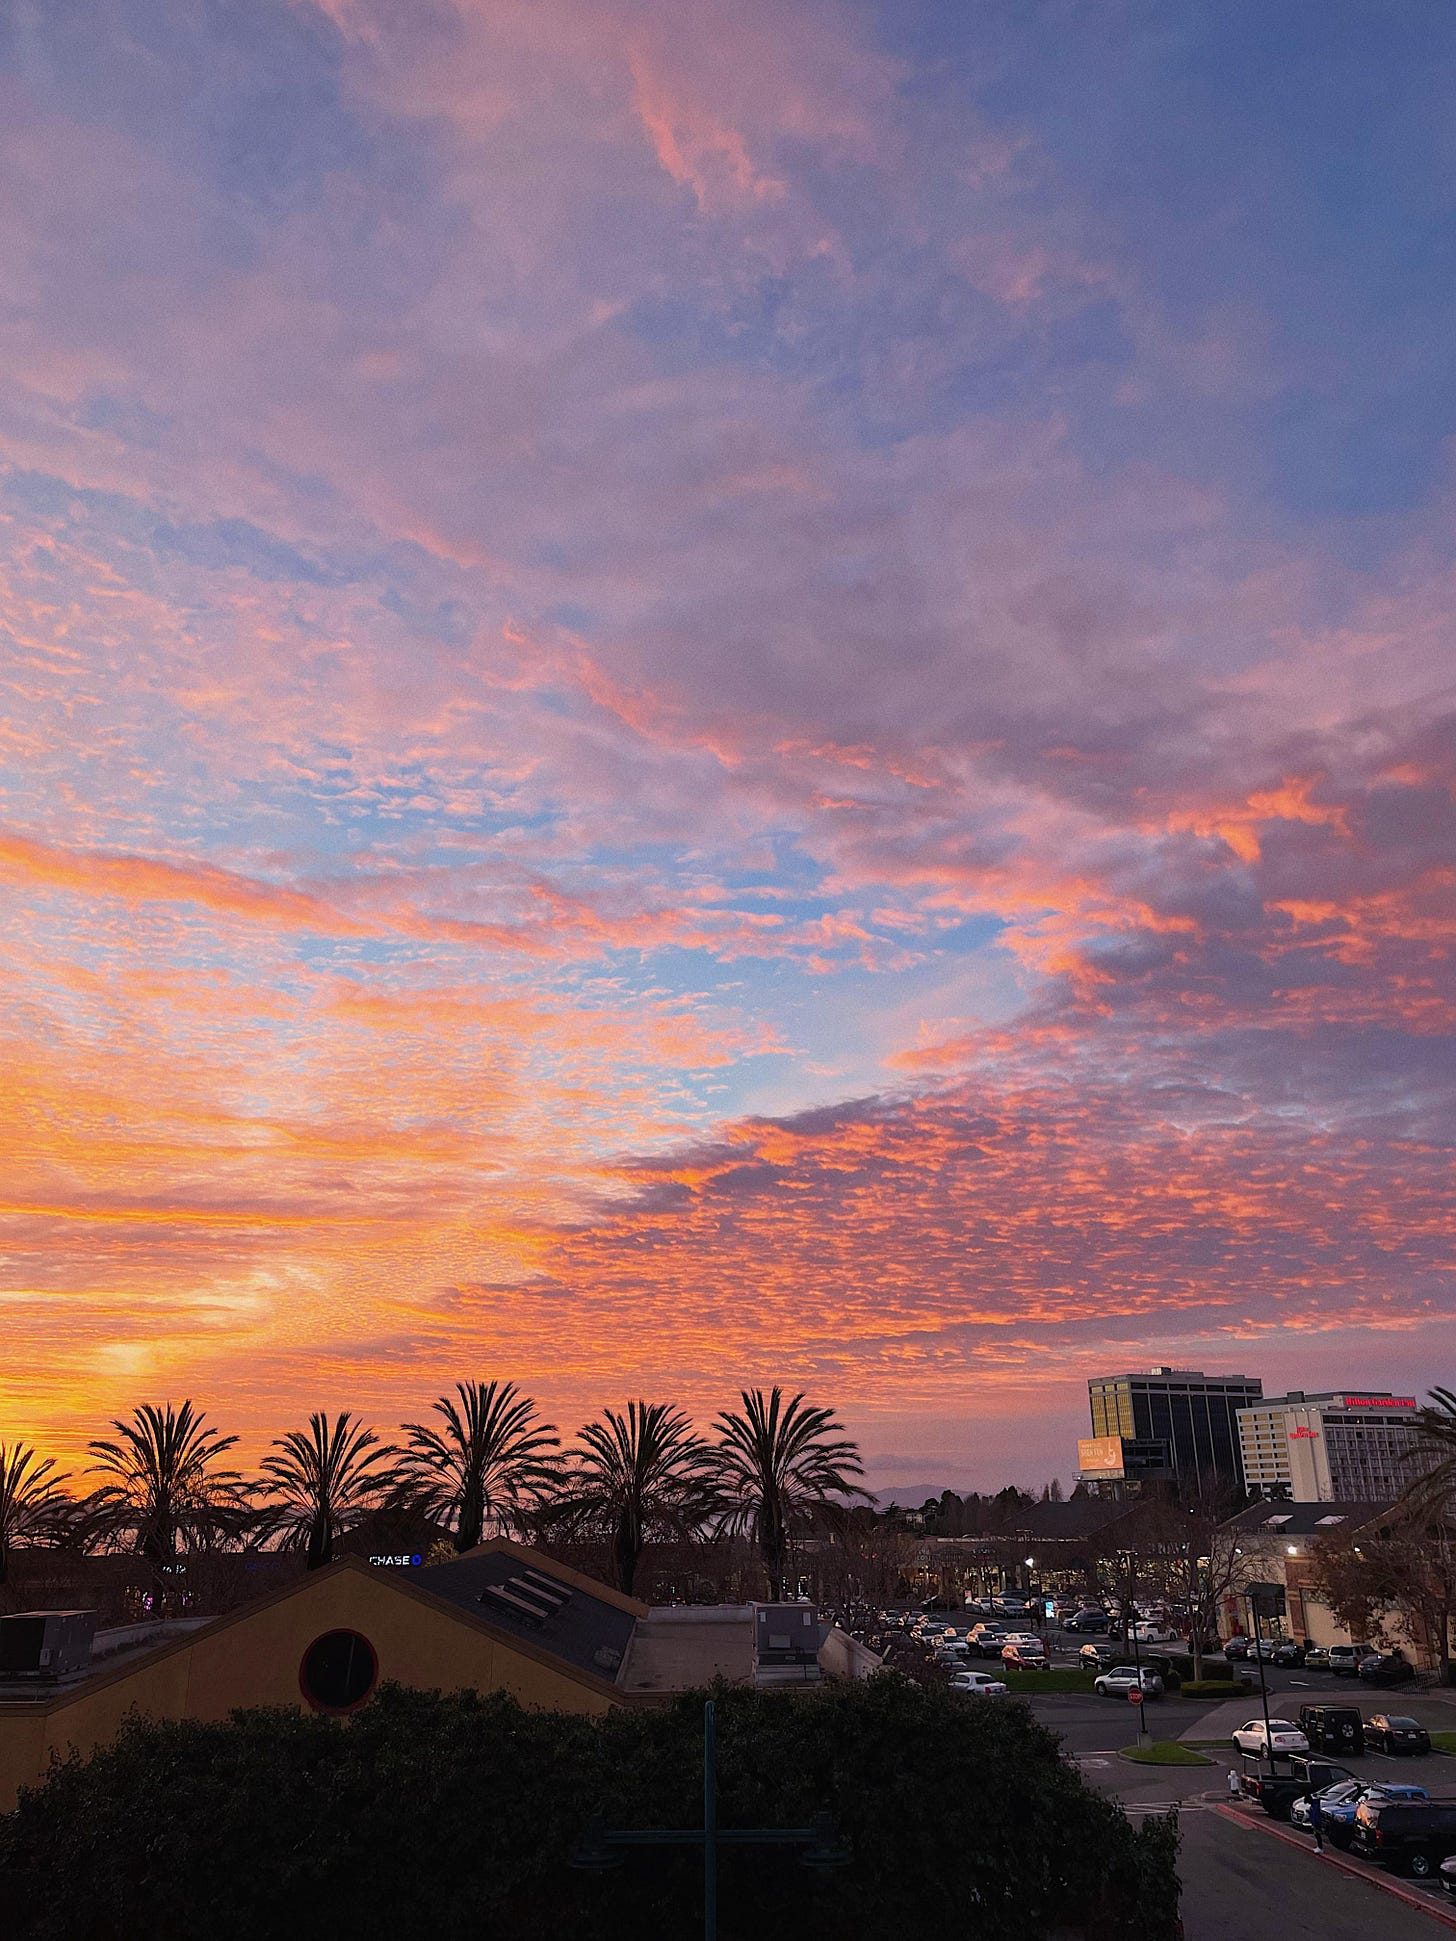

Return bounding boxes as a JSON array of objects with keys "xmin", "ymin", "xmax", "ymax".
[
  {"xmin": 1079, "ymin": 1366, "xmax": 1263, "ymax": 1494},
  {"xmin": 1237, "ymin": 1390, "xmax": 1423, "ymax": 1501}
]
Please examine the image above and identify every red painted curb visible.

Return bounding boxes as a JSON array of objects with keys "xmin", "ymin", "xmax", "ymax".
[{"xmin": 1214, "ymin": 1804, "xmax": 1456, "ymax": 1931}]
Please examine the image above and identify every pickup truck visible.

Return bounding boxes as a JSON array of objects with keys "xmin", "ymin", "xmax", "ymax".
[{"xmin": 1239, "ymin": 1752, "xmax": 1354, "ymax": 1820}]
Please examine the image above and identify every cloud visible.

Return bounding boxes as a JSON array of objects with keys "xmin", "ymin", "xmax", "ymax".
[{"xmin": 0, "ymin": 0, "xmax": 1451, "ymax": 1474}]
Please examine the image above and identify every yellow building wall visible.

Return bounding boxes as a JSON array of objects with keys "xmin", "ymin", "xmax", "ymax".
[{"xmin": 0, "ymin": 1565, "xmax": 615, "ymax": 1809}]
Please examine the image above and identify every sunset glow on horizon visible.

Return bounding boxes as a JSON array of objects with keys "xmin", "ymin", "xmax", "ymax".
[{"xmin": 2, "ymin": 1, "xmax": 1453, "ymax": 1497}]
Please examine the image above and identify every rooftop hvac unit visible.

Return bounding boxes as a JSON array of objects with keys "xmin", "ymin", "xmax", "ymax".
[
  {"xmin": 0, "ymin": 1610, "xmax": 97, "ymax": 1679},
  {"xmin": 755, "ymin": 1602, "xmax": 819, "ymax": 1664}
]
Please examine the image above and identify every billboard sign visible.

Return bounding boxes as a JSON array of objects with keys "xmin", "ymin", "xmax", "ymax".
[{"xmin": 1077, "ymin": 1436, "xmax": 1126, "ymax": 1475}]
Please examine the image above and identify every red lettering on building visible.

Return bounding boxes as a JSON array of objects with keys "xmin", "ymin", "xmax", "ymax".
[
  {"xmin": 1337, "ymin": 1395, "xmax": 1415, "ymax": 1409},
  {"xmin": 1289, "ymin": 1427, "xmax": 1319, "ymax": 1439}
]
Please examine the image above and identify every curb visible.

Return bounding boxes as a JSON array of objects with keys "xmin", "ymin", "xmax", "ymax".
[{"xmin": 1214, "ymin": 1804, "xmax": 1456, "ymax": 1931}]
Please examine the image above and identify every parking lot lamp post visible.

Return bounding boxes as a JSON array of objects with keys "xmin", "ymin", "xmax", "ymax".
[
  {"xmin": 1247, "ymin": 1592, "xmax": 1275, "ymax": 1769},
  {"xmin": 570, "ymin": 1699, "xmax": 850, "ymax": 1938},
  {"xmin": 1122, "ymin": 1550, "xmax": 1150, "ymax": 1745}
]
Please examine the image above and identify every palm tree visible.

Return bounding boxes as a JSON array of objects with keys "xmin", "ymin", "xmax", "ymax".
[
  {"xmin": 396, "ymin": 1381, "xmax": 561, "ymax": 1552},
  {"xmin": 88, "ymin": 1401, "xmax": 242, "ymax": 1563},
  {"xmin": 555, "ymin": 1402, "xmax": 716, "ymax": 1596},
  {"xmin": 258, "ymin": 1412, "xmax": 398, "ymax": 1570},
  {"xmin": 1399, "ymin": 1386, "xmax": 1456, "ymax": 1517},
  {"xmin": 0, "ymin": 1444, "xmax": 72, "ymax": 1586},
  {"xmin": 712, "ymin": 1387, "xmax": 868, "ymax": 1597}
]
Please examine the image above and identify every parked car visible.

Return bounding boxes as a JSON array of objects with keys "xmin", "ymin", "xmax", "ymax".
[
  {"xmin": 1240, "ymin": 1754, "xmax": 1353, "ymax": 1821},
  {"xmin": 1365, "ymin": 1713, "xmax": 1431, "ymax": 1755},
  {"xmin": 1298, "ymin": 1705, "xmax": 1364, "ymax": 1756},
  {"xmin": 1002, "ymin": 1642, "xmax": 1047, "ymax": 1670},
  {"xmin": 1232, "ymin": 1718, "xmax": 1309, "ymax": 1757},
  {"xmin": 967, "ymin": 1624, "xmax": 1008, "ymax": 1657},
  {"xmin": 1271, "ymin": 1640, "xmax": 1306, "ymax": 1667},
  {"xmin": 1290, "ymin": 1778, "xmax": 1363, "ymax": 1834},
  {"xmin": 1223, "ymin": 1635, "xmax": 1252, "ymax": 1660},
  {"xmin": 1130, "ymin": 1621, "xmax": 1179, "ymax": 1644},
  {"xmin": 1440, "ymin": 1855, "xmax": 1456, "ymax": 1899},
  {"xmin": 1360, "ymin": 1652, "xmax": 1417, "ymax": 1688},
  {"xmin": 1302, "ymin": 1644, "xmax": 1331, "ymax": 1670},
  {"xmin": 1062, "ymin": 1606, "xmax": 1110, "ymax": 1633},
  {"xmin": 1327, "ymin": 1643, "xmax": 1372, "ymax": 1676},
  {"xmin": 948, "ymin": 1668, "xmax": 1009, "ymax": 1696},
  {"xmin": 992, "ymin": 1595, "xmax": 1033, "ymax": 1617},
  {"xmin": 1079, "ymin": 1640, "xmax": 1121, "ymax": 1671},
  {"xmin": 1350, "ymin": 1796, "xmax": 1456, "ymax": 1878},
  {"xmin": 1094, "ymin": 1666, "xmax": 1164, "ymax": 1699},
  {"xmin": 1300, "ymin": 1782, "xmax": 1428, "ymax": 1849}
]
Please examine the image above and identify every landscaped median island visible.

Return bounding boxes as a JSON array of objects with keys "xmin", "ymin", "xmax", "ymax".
[
  {"xmin": 1176, "ymin": 1679, "xmax": 1248, "ymax": 1698},
  {"xmin": 1119, "ymin": 1741, "xmax": 1214, "ymax": 1767},
  {"xmin": 0, "ymin": 1674, "xmax": 1181, "ymax": 1940},
  {"xmin": 998, "ymin": 1666, "xmax": 1100, "ymax": 1694},
  {"xmin": 1432, "ymin": 1730, "xmax": 1456, "ymax": 1755}
]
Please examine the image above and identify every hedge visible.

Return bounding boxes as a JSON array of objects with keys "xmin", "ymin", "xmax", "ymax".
[{"xmin": 0, "ymin": 1678, "xmax": 1180, "ymax": 1941}]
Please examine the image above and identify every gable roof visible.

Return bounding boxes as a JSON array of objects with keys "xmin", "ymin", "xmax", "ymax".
[
  {"xmin": 416, "ymin": 1540, "xmax": 642, "ymax": 1684},
  {"xmin": 0, "ymin": 1549, "xmax": 633, "ymax": 1721},
  {"xmin": 1222, "ymin": 1500, "xmax": 1395, "ymax": 1538}
]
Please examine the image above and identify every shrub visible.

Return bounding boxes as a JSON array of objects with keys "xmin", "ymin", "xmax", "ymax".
[
  {"xmin": 0, "ymin": 1678, "xmax": 1180, "ymax": 1941},
  {"xmin": 1179, "ymin": 1678, "xmax": 1248, "ymax": 1698}
]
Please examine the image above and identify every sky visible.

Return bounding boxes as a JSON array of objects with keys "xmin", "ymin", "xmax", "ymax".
[{"xmin": 1, "ymin": 0, "xmax": 1453, "ymax": 1498}]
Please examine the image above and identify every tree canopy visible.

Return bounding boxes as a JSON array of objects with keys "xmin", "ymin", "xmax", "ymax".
[{"xmin": 0, "ymin": 1677, "xmax": 1178, "ymax": 1941}]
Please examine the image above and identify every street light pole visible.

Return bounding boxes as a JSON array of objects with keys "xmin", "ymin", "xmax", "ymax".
[
  {"xmin": 571, "ymin": 1698, "xmax": 850, "ymax": 1936},
  {"xmin": 1248, "ymin": 1592, "xmax": 1275, "ymax": 1769},
  {"xmin": 703, "ymin": 1698, "xmax": 717, "ymax": 1941}
]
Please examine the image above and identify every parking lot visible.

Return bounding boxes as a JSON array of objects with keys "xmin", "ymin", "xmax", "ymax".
[{"xmin": 864, "ymin": 1607, "xmax": 1456, "ymax": 1933}]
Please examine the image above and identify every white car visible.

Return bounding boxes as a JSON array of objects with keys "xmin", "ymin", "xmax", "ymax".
[
  {"xmin": 1232, "ymin": 1718, "xmax": 1309, "ymax": 1756},
  {"xmin": 949, "ymin": 1669, "xmax": 1009, "ymax": 1696},
  {"xmin": 999, "ymin": 1631, "xmax": 1040, "ymax": 1648},
  {"xmin": 1095, "ymin": 1665, "xmax": 1164, "ymax": 1698},
  {"xmin": 1131, "ymin": 1621, "xmax": 1178, "ymax": 1644}
]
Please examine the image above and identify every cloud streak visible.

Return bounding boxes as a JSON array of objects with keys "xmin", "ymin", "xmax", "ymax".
[{"xmin": 0, "ymin": 1, "xmax": 1451, "ymax": 1481}]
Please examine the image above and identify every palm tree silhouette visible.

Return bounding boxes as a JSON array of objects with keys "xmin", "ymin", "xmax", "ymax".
[
  {"xmin": 556, "ymin": 1401, "xmax": 716, "ymax": 1596},
  {"xmin": 88, "ymin": 1401, "xmax": 242, "ymax": 1563},
  {"xmin": 0, "ymin": 1443, "xmax": 72, "ymax": 1587},
  {"xmin": 713, "ymin": 1387, "xmax": 867, "ymax": 1597},
  {"xmin": 1400, "ymin": 1386, "xmax": 1456, "ymax": 1517},
  {"xmin": 396, "ymin": 1380, "xmax": 560, "ymax": 1553},
  {"xmin": 259, "ymin": 1411, "xmax": 398, "ymax": 1570}
]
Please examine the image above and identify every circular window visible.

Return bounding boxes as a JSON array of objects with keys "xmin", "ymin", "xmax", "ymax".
[{"xmin": 299, "ymin": 1629, "xmax": 378, "ymax": 1713}]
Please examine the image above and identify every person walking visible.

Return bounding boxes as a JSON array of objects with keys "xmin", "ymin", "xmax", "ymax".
[{"xmin": 1309, "ymin": 1790, "xmax": 1324, "ymax": 1852}]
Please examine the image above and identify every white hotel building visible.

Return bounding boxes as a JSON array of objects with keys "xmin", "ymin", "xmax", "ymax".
[{"xmin": 1236, "ymin": 1390, "xmax": 1423, "ymax": 1501}]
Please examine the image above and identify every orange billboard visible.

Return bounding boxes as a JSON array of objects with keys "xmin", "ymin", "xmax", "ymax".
[{"xmin": 1077, "ymin": 1436, "xmax": 1126, "ymax": 1475}]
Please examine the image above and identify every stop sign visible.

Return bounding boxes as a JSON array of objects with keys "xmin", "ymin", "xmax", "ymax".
[{"xmin": 1128, "ymin": 1686, "xmax": 1143, "ymax": 1702}]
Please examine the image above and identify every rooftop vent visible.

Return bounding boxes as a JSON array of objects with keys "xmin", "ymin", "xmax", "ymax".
[
  {"xmin": 479, "ymin": 1570, "xmax": 574, "ymax": 1629},
  {"xmin": 1315, "ymin": 1514, "xmax": 1347, "ymax": 1527}
]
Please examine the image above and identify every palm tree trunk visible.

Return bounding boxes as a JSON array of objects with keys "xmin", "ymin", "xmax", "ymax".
[
  {"xmin": 613, "ymin": 1513, "xmax": 640, "ymax": 1596},
  {"xmin": 456, "ymin": 1481, "xmax": 483, "ymax": 1553},
  {"xmin": 307, "ymin": 1517, "xmax": 333, "ymax": 1571}
]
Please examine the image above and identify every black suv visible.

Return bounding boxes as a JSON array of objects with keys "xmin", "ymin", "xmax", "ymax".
[
  {"xmin": 1350, "ymin": 1797, "xmax": 1456, "ymax": 1878},
  {"xmin": 1299, "ymin": 1705, "xmax": 1364, "ymax": 1756}
]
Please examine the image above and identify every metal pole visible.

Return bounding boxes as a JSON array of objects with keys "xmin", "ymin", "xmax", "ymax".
[
  {"xmin": 703, "ymin": 1699, "xmax": 717, "ymax": 1941},
  {"xmin": 1250, "ymin": 1595, "xmax": 1274, "ymax": 1768},
  {"xmin": 1127, "ymin": 1553, "xmax": 1148, "ymax": 1741}
]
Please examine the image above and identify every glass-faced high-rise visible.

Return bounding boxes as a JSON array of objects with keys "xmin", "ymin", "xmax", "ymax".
[{"xmin": 1087, "ymin": 1366, "xmax": 1263, "ymax": 1493}]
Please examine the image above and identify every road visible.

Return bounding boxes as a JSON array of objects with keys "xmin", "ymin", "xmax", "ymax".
[
  {"xmin": 1023, "ymin": 1692, "xmax": 1456, "ymax": 1936},
  {"xmin": 1178, "ymin": 1810, "xmax": 1451, "ymax": 1940}
]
